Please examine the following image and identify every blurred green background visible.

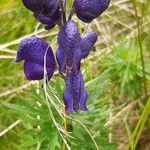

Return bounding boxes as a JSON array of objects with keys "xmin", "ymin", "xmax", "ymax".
[{"xmin": 0, "ymin": 0, "xmax": 150, "ymax": 149}]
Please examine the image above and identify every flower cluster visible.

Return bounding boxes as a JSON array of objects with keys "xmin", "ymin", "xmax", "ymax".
[{"xmin": 16, "ymin": 0, "xmax": 110, "ymax": 113}]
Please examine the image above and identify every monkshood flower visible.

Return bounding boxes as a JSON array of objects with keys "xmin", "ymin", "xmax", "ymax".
[
  {"xmin": 74, "ymin": 0, "xmax": 110, "ymax": 23},
  {"xmin": 22, "ymin": 0, "xmax": 59, "ymax": 15},
  {"xmin": 34, "ymin": 6, "xmax": 61, "ymax": 30},
  {"xmin": 22, "ymin": 0, "xmax": 61, "ymax": 30},
  {"xmin": 81, "ymin": 32, "xmax": 98, "ymax": 58},
  {"xmin": 56, "ymin": 20, "xmax": 82, "ymax": 74},
  {"xmin": 56, "ymin": 20, "xmax": 98, "ymax": 112},
  {"xmin": 63, "ymin": 71, "xmax": 88, "ymax": 113},
  {"xmin": 15, "ymin": 37, "xmax": 56, "ymax": 81},
  {"xmin": 56, "ymin": 20, "xmax": 98, "ymax": 74}
]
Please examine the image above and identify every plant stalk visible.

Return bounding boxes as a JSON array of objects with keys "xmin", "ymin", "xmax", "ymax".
[
  {"xmin": 61, "ymin": 109, "xmax": 68, "ymax": 150},
  {"xmin": 132, "ymin": 0, "xmax": 147, "ymax": 99}
]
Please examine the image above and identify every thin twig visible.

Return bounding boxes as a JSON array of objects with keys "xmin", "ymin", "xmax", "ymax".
[
  {"xmin": 0, "ymin": 82, "xmax": 36, "ymax": 98},
  {"xmin": 0, "ymin": 55, "xmax": 15, "ymax": 59},
  {"xmin": 0, "ymin": 119, "xmax": 21, "ymax": 137}
]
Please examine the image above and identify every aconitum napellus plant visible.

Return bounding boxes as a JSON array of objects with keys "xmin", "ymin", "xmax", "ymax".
[{"xmin": 16, "ymin": 0, "xmax": 110, "ymax": 113}]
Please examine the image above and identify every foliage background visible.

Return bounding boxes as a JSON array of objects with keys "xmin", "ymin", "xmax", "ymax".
[{"xmin": 0, "ymin": 0, "xmax": 150, "ymax": 149}]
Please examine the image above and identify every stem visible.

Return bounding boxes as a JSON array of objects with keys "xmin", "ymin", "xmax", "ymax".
[
  {"xmin": 68, "ymin": 1, "xmax": 74, "ymax": 20},
  {"xmin": 126, "ymin": 98, "xmax": 150, "ymax": 150},
  {"xmin": 61, "ymin": 109, "xmax": 68, "ymax": 150},
  {"xmin": 59, "ymin": 0, "xmax": 66, "ymax": 24},
  {"xmin": 132, "ymin": 0, "xmax": 147, "ymax": 98}
]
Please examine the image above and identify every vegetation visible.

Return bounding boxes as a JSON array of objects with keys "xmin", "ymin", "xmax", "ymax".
[{"xmin": 0, "ymin": 0, "xmax": 150, "ymax": 149}]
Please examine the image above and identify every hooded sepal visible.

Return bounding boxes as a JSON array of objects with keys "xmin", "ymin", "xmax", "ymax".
[
  {"xmin": 16, "ymin": 36, "xmax": 56, "ymax": 81},
  {"xmin": 74, "ymin": 0, "xmax": 110, "ymax": 23},
  {"xmin": 63, "ymin": 71, "xmax": 88, "ymax": 113},
  {"xmin": 81, "ymin": 32, "xmax": 98, "ymax": 58}
]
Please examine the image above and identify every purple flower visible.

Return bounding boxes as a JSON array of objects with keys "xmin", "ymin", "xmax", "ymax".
[
  {"xmin": 22, "ymin": 0, "xmax": 59, "ymax": 15},
  {"xmin": 56, "ymin": 20, "xmax": 82, "ymax": 74},
  {"xmin": 22, "ymin": 0, "xmax": 43, "ymax": 13},
  {"xmin": 56, "ymin": 20, "xmax": 98, "ymax": 113},
  {"xmin": 17, "ymin": 0, "xmax": 101, "ymax": 114},
  {"xmin": 22, "ymin": 0, "xmax": 61, "ymax": 30},
  {"xmin": 81, "ymin": 32, "xmax": 98, "ymax": 58},
  {"xmin": 34, "ymin": 7, "xmax": 61, "ymax": 30},
  {"xmin": 15, "ymin": 37, "xmax": 56, "ymax": 81},
  {"xmin": 56, "ymin": 20, "xmax": 98, "ymax": 74},
  {"xmin": 74, "ymin": 0, "xmax": 110, "ymax": 23},
  {"xmin": 63, "ymin": 71, "xmax": 88, "ymax": 113}
]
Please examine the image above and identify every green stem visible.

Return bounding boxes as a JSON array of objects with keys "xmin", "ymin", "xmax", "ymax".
[
  {"xmin": 126, "ymin": 98, "xmax": 150, "ymax": 150},
  {"xmin": 133, "ymin": 99, "xmax": 150, "ymax": 149},
  {"xmin": 61, "ymin": 110, "xmax": 68, "ymax": 150},
  {"xmin": 132, "ymin": 0, "xmax": 147, "ymax": 98}
]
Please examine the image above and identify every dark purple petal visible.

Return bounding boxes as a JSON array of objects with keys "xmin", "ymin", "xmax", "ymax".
[
  {"xmin": 57, "ymin": 20, "xmax": 81, "ymax": 70},
  {"xmin": 22, "ymin": 0, "xmax": 43, "ymax": 13},
  {"xmin": 48, "ymin": 6, "xmax": 61, "ymax": 22},
  {"xmin": 24, "ymin": 61, "xmax": 44, "ymax": 80},
  {"xmin": 34, "ymin": 13, "xmax": 56, "ymax": 30},
  {"xmin": 16, "ymin": 37, "xmax": 50, "ymax": 63},
  {"xmin": 16, "ymin": 37, "xmax": 55, "ymax": 81},
  {"xmin": 81, "ymin": 32, "xmax": 98, "ymax": 58},
  {"xmin": 63, "ymin": 89, "xmax": 74, "ymax": 113},
  {"xmin": 74, "ymin": 0, "xmax": 110, "ymax": 23},
  {"xmin": 56, "ymin": 47, "xmax": 66, "ymax": 74},
  {"xmin": 42, "ymin": 0, "xmax": 59, "ymax": 15},
  {"xmin": 80, "ymin": 91, "xmax": 88, "ymax": 111},
  {"xmin": 64, "ymin": 71, "xmax": 88, "ymax": 112},
  {"xmin": 71, "ymin": 48, "xmax": 82, "ymax": 74},
  {"xmin": 33, "ymin": 5, "xmax": 61, "ymax": 30},
  {"xmin": 22, "ymin": 0, "xmax": 59, "ymax": 15}
]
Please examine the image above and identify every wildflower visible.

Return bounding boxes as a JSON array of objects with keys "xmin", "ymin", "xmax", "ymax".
[
  {"xmin": 63, "ymin": 71, "xmax": 88, "ymax": 113},
  {"xmin": 81, "ymin": 32, "xmax": 98, "ymax": 58},
  {"xmin": 15, "ymin": 37, "xmax": 56, "ymax": 81},
  {"xmin": 56, "ymin": 20, "xmax": 98, "ymax": 112},
  {"xmin": 56, "ymin": 20, "xmax": 98, "ymax": 74},
  {"xmin": 19, "ymin": 0, "xmax": 105, "ymax": 113},
  {"xmin": 56, "ymin": 20, "xmax": 81, "ymax": 74},
  {"xmin": 34, "ymin": 6, "xmax": 61, "ymax": 30},
  {"xmin": 74, "ymin": 0, "xmax": 110, "ymax": 23},
  {"xmin": 22, "ymin": 0, "xmax": 61, "ymax": 30},
  {"xmin": 22, "ymin": 0, "xmax": 59, "ymax": 15},
  {"xmin": 22, "ymin": 0, "xmax": 43, "ymax": 13}
]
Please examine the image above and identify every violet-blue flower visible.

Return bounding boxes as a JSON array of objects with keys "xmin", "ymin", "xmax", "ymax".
[
  {"xmin": 56, "ymin": 20, "xmax": 82, "ymax": 74},
  {"xmin": 63, "ymin": 71, "xmax": 88, "ymax": 113},
  {"xmin": 74, "ymin": 0, "xmax": 110, "ymax": 23},
  {"xmin": 22, "ymin": 0, "xmax": 61, "ymax": 30},
  {"xmin": 22, "ymin": 0, "xmax": 43, "ymax": 13},
  {"xmin": 34, "ymin": 7, "xmax": 61, "ymax": 30},
  {"xmin": 81, "ymin": 32, "xmax": 98, "ymax": 58},
  {"xmin": 56, "ymin": 20, "xmax": 98, "ymax": 113},
  {"xmin": 18, "ymin": 0, "xmax": 101, "ymax": 114},
  {"xmin": 15, "ymin": 37, "xmax": 56, "ymax": 81},
  {"xmin": 56, "ymin": 20, "xmax": 98, "ymax": 74},
  {"xmin": 22, "ymin": 0, "xmax": 59, "ymax": 15}
]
